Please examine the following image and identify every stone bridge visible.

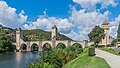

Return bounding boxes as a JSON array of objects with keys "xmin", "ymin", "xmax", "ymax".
[
  {"xmin": 16, "ymin": 39, "xmax": 87, "ymax": 51},
  {"xmin": 15, "ymin": 25, "xmax": 88, "ymax": 52}
]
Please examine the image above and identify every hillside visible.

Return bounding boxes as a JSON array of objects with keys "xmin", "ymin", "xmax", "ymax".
[
  {"xmin": 22, "ymin": 29, "xmax": 73, "ymax": 41},
  {"xmin": 0, "ymin": 25, "xmax": 16, "ymax": 42},
  {"xmin": 0, "ymin": 25, "xmax": 72, "ymax": 42}
]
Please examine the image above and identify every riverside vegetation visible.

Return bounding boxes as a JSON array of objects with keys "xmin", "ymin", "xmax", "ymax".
[{"xmin": 28, "ymin": 43, "xmax": 83, "ymax": 68}]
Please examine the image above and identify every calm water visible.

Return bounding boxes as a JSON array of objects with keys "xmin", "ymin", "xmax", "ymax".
[{"xmin": 0, "ymin": 52, "xmax": 40, "ymax": 68}]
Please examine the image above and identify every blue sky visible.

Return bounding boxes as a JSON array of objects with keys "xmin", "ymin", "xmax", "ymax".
[
  {"xmin": 0, "ymin": 0, "xmax": 120, "ymax": 41},
  {"xmin": 4, "ymin": 0, "xmax": 120, "ymax": 20},
  {"xmin": 4, "ymin": 0, "xmax": 75, "ymax": 20}
]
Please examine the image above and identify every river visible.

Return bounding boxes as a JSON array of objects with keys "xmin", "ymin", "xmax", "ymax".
[{"xmin": 0, "ymin": 52, "xmax": 40, "ymax": 68}]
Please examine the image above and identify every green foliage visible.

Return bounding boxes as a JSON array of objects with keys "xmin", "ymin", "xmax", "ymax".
[
  {"xmin": 0, "ymin": 40, "xmax": 14, "ymax": 53},
  {"xmin": 56, "ymin": 43, "xmax": 66, "ymax": 49},
  {"xmin": 72, "ymin": 43, "xmax": 82, "ymax": 48},
  {"xmin": 28, "ymin": 60, "xmax": 54, "ymax": 68},
  {"xmin": 22, "ymin": 29, "xmax": 72, "ymax": 41},
  {"xmin": 0, "ymin": 35, "xmax": 7, "ymax": 40},
  {"xmin": 42, "ymin": 43, "xmax": 52, "ymax": 51},
  {"xmin": 88, "ymin": 26, "xmax": 105, "ymax": 47},
  {"xmin": 0, "ymin": 26, "xmax": 15, "ymax": 42},
  {"xmin": 28, "ymin": 45, "xmax": 83, "ymax": 68},
  {"xmin": 88, "ymin": 47, "xmax": 95, "ymax": 56},
  {"xmin": 21, "ymin": 34, "xmax": 28, "ymax": 42},
  {"xmin": 0, "ymin": 27, "xmax": 15, "ymax": 52}
]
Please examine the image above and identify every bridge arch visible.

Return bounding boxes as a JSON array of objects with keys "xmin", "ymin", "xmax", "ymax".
[
  {"xmin": 72, "ymin": 43, "xmax": 82, "ymax": 48},
  {"xmin": 56, "ymin": 43, "xmax": 66, "ymax": 49},
  {"xmin": 42, "ymin": 43, "xmax": 52, "ymax": 51},
  {"xmin": 31, "ymin": 43, "xmax": 39, "ymax": 51},
  {"xmin": 20, "ymin": 43, "xmax": 27, "ymax": 51}
]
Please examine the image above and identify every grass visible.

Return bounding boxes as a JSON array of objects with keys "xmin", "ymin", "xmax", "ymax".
[
  {"xmin": 63, "ymin": 48, "xmax": 110, "ymax": 68},
  {"xmin": 101, "ymin": 48, "xmax": 120, "ymax": 56}
]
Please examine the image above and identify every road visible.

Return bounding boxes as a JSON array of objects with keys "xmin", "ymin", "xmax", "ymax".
[{"xmin": 95, "ymin": 48, "xmax": 120, "ymax": 68}]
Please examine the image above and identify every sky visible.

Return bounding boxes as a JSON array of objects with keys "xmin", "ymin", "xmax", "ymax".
[{"xmin": 0, "ymin": 0, "xmax": 120, "ymax": 41}]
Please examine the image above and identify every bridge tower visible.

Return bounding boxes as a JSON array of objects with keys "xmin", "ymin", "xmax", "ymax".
[
  {"xmin": 100, "ymin": 20, "xmax": 110, "ymax": 45},
  {"xmin": 51, "ymin": 25, "xmax": 58, "ymax": 41},
  {"xmin": 16, "ymin": 28, "xmax": 23, "ymax": 51}
]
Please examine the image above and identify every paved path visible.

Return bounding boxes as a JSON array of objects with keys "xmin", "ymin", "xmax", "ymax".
[{"xmin": 95, "ymin": 48, "xmax": 120, "ymax": 68}]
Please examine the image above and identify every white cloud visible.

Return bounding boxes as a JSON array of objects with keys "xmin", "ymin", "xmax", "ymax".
[
  {"xmin": 110, "ymin": 15, "xmax": 120, "ymax": 38},
  {"xmin": 23, "ymin": 23, "xmax": 35, "ymax": 30},
  {"xmin": 23, "ymin": 7, "xmax": 113, "ymax": 41},
  {"xmin": 73, "ymin": 0, "xmax": 118, "ymax": 10},
  {"xmin": 101, "ymin": 0, "xmax": 118, "ymax": 9},
  {"xmin": 73, "ymin": 0, "xmax": 100, "ymax": 11},
  {"xmin": 23, "ymin": 17, "xmax": 73, "ymax": 34},
  {"xmin": 65, "ymin": 30, "xmax": 81, "ymax": 41},
  {"xmin": 18, "ymin": 10, "xmax": 28, "ymax": 23},
  {"xmin": 0, "ymin": 1, "xmax": 27, "ymax": 28},
  {"xmin": 69, "ymin": 8, "xmax": 110, "ymax": 40}
]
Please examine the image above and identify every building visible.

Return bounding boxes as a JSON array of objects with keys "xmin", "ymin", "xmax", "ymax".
[{"xmin": 99, "ymin": 20, "xmax": 110, "ymax": 45}]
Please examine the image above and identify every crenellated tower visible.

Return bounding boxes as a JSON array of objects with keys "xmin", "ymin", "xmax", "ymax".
[
  {"xmin": 51, "ymin": 25, "xmax": 57, "ymax": 41},
  {"xmin": 100, "ymin": 20, "xmax": 110, "ymax": 45},
  {"xmin": 16, "ymin": 28, "xmax": 23, "ymax": 50}
]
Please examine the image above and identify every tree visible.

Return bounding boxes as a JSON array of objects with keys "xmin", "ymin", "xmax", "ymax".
[
  {"xmin": 43, "ymin": 43, "xmax": 52, "ymax": 51},
  {"xmin": 0, "ymin": 40, "xmax": 14, "ymax": 52},
  {"xmin": 0, "ymin": 35, "xmax": 7, "ymax": 40},
  {"xmin": 28, "ymin": 45, "xmax": 84, "ymax": 68},
  {"xmin": 56, "ymin": 43, "xmax": 66, "ymax": 49},
  {"xmin": 117, "ymin": 22, "xmax": 120, "ymax": 39},
  {"xmin": 88, "ymin": 26, "xmax": 105, "ymax": 47}
]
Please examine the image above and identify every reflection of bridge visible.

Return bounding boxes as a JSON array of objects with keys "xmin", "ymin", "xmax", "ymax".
[{"xmin": 15, "ymin": 25, "xmax": 88, "ymax": 52}]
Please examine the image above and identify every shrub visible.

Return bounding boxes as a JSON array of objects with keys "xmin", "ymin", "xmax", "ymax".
[
  {"xmin": 0, "ymin": 40, "xmax": 14, "ymax": 53},
  {"xmin": 88, "ymin": 47, "xmax": 95, "ymax": 56},
  {"xmin": 28, "ymin": 45, "xmax": 84, "ymax": 68},
  {"xmin": 107, "ymin": 44, "xmax": 115, "ymax": 47},
  {"xmin": 27, "ymin": 60, "xmax": 54, "ymax": 68}
]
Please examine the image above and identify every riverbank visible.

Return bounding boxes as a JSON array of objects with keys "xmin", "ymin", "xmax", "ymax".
[{"xmin": 64, "ymin": 48, "xmax": 110, "ymax": 68}]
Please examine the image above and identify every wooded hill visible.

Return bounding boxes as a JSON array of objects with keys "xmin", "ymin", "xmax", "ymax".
[{"xmin": 0, "ymin": 25, "xmax": 72, "ymax": 42}]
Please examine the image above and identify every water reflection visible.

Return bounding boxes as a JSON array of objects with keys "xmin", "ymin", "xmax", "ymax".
[{"xmin": 0, "ymin": 52, "xmax": 40, "ymax": 68}]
